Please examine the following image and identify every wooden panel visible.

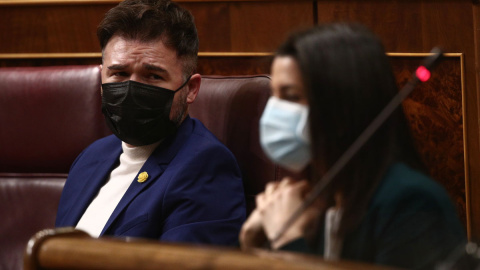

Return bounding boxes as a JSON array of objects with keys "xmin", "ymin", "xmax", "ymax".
[
  {"xmin": 472, "ymin": 2, "xmax": 480, "ymax": 242},
  {"xmin": 318, "ymin": 0, "xmax": 478, "ymax": 240},
  {"xmin": 391, "ymin": 55, "xmax": 466, "ymax": 226},
  {"xmin": 180, "ymin": 1, "xmax": 313, "ymax": 52},
  {"xmin": 317, "ymin": 1, "xmax": 473, "ymax": 52},
  {"xmin": 228, "ymin": 1, "xmax": 313, "ymax": 52},
  {"xmin": 0, "ymin": 4, "xmax": 114, "ymax": 53},
  {"xmin": 179, "ymin": 2, "xmax": 232, "ymax": 52},
  {"xmin": 0, "ymin": 57, "xmax": 101, "ymax": 67},
  {"xmin": 1, "ymin": 1, "xmax": 313, "ymax": 54},
  {"xmin": 197, "ymin": 55, "xmax": 272, "ymax": 75}
]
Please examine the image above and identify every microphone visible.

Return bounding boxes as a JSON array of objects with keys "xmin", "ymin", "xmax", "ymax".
[{"xmin": 270, "ymin": 47, "xmax": 445, "ymax": 244}]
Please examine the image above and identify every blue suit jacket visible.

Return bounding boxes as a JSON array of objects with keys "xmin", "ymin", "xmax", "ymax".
[{"xmin": 56, "ymin": 116, "xmax": 246, "ymax": 246}]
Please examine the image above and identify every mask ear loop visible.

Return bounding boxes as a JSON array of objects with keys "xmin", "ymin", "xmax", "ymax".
[
  {"xmin": 296, "ymin": 105, "xmax": 311, "ymax": 145},
  {"xmin": 173, "ymin": 75, "xmax": 193, "ymax": 92}
]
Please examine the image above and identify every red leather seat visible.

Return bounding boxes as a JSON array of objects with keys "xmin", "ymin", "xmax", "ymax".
[
  {"xmin": 191, "ymin": 75, "xmax": 277, "ymax": 213},
  {"xmin": 0, "ymin": 65, "xmax": 108, "ymax": 173},
  {"xmin": 0, "ymin": 66, "xmax": 278, "ymax": 270},
  {"xmin": 0, "ymin": 65, "xmax": 109, "ymax": 270}
]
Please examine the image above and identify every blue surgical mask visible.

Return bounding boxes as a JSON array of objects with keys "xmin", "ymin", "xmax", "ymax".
[{"xmin": 260, "ymin": 96, "xmax": 311, "ymax": 172}]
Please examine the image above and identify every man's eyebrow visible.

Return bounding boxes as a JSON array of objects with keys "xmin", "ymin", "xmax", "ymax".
[
  {"xmin": 143, "ymin": 64, "xmax": 170, "ymax": 78},
  {"xmin": 107, "ymin": 64, "xmax": 127, "ymax": 70},
  {"xmin": 144, "ymin": 64, "xmax": 167, "ymax": 73}
]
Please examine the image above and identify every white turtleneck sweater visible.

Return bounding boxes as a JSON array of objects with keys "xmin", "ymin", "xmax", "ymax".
[
  {"xmin": 76, "ymin": 141, "xmax": 160, "ymax": 237},
  {"xmin": 324, "ymin": 207, "xmax": 343, "ymax": 260}
]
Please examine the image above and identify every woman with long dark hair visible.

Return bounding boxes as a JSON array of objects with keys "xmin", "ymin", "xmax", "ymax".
[{"xmin": 240, "ymin": 23, "xmax": 465, "ymax": 269}]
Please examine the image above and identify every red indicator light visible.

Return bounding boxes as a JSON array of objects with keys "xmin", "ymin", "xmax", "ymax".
[{"xmin": 416, "ymin": 66, "xmax": 431, "ymax": 82}]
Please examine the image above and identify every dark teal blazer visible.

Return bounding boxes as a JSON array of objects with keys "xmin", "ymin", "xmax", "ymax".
[
  {"xmin": 282, "ymin": 163, "xmax": 466, "ymax": 269},
  {"xmin": 56, "ymin": 116, "xmax": 246, "ymax": 246}
]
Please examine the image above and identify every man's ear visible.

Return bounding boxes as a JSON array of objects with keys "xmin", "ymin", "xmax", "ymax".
[
  {"xmin": 99, "ymin": 64, "xmax": 103, "ymax": 95},
  {"xmin": 186, "ymin": 73, "xmax": 201, "ymax": 104}
]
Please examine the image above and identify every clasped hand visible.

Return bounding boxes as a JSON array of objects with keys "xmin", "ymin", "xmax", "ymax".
[{"xmin": 240, "ymin": 177, "xmax": 324, "ymax": 250}]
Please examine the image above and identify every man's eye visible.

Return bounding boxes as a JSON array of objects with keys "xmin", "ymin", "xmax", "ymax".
[
  {"xmin": 149, "ymin": 74, "xmax": 163, "ymax": 80},
  {"xmin": 113, "ymin": 72, "xmax": 128, "ymax": 77}
]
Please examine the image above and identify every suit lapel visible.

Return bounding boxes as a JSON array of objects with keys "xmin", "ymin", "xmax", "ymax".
[
  {"xmin": 62, "ymin": 142, "xmax": 123, "ymax": 227},
  {"xmin": 99, "ymin": 157, "xmax": 165, "ymax": 235},
  {"xmin": 100, "ymin": 116, "xmax": 195, "ymax": 235}
]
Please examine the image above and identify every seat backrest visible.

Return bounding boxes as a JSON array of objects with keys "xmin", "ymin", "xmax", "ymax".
[
  {"xmin": 0, "ymin": 68, "xmax": 279, "ymax": 269},
  {"xmin": 0, "ymin": 65, "xmax": 109, "ymax": 173},
  {"xmin": 0, "ymin": 65, "xmax": 110, "ymax": 270},
  {"xmin": 0, "ymin": 175, "xmax": 65, "ymax": 270},
  {"xmin": 190, "ymin": 75, "xmax": 277, "ymax": 213}
]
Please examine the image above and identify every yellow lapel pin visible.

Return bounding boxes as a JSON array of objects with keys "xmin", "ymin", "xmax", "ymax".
[{"xmin": 137, "ymin": 171, "xmax": 149, "ymax": 183}]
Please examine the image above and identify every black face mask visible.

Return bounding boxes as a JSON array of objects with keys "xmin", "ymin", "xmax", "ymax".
[{"xmin": 101, "ymin": 78, "xmax": 190, "ymax": 146}]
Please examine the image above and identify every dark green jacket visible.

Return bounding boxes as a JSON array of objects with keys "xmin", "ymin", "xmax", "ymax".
[{"xmin": 282, "ymin": 163, "xmax": 466, "ymax": 269}]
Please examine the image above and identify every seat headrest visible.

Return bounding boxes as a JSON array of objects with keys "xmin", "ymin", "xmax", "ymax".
[
  {"xmin": 0, "ymin": 65, "xmax": 110, "ymax": 173},
  {"xmin": 190, "ymin": 75, "xmax": 277, "ymax": 213}
]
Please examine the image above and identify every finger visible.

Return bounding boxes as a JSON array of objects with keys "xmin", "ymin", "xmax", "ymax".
[
  {"xmin": 265, "ymin": 181, "xmax": 279, "ymax": 195},
  {"xmin": 285, "ymin": 180, "xmax": 311, "ymax": 198},
  {"xmin": 242, "ymin": 209, "xmax": 263, "ymax": 229},
  {"xmin": 255, "ymin": 192, "xmax": 266, "ymax": 209},
  {"xmin": 278, "ymin": 177, "xmax": 294, "ymax": 188},
  {"xmin": 240, "ymin": 209, "xmax": 267, "ymax": 250}
]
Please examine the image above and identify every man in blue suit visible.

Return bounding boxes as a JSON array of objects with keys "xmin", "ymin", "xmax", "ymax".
[{"xmin": 55, "ymin": 0, "xmax": 246, "ymax": 246}]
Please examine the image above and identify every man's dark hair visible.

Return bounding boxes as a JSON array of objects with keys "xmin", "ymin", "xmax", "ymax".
[{"xmin": 97, "ymin": 0, "xmax": 198, "ymax": 77}]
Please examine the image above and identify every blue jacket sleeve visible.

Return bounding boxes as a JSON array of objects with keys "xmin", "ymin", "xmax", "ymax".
[{"xmin": 159, "ymin": 143, "xmax": 246, "ymax": 246}]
